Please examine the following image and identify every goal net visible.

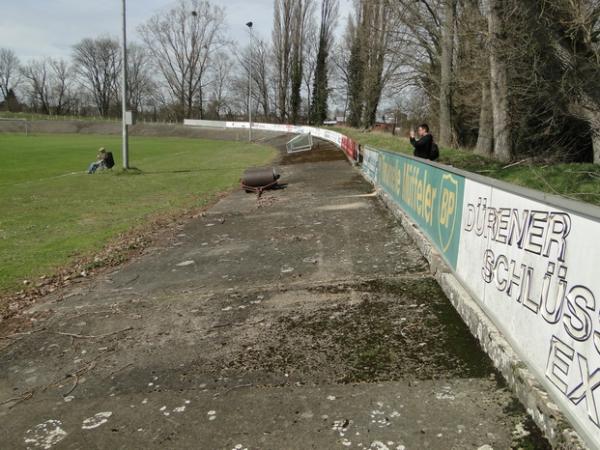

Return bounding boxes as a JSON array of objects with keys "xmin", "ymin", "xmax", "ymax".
[
  {"xmin": 0, "ymin": 117, "xmax": 30, "ymax": 135},
  {"xmin": 286, "ymin": 133, "xmax": 313, "ymax": 153}
]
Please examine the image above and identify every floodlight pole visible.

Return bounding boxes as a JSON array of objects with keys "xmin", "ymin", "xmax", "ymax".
[
  {"xmin": 246, "ymin": 21, "xmax": 253, "ymax": 142},
  {"xmin": 121, "ymin": 0, "xmax": 130, "ymax": 169}
]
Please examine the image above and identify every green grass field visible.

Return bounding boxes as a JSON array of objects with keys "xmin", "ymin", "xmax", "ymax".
[
  {"xmin": 0, "ymin": 133, "xmax": 276, "ymax": 293},
  {"xmin": 334, "ymin": 126, "xmax": 600, "ymax": 207}
]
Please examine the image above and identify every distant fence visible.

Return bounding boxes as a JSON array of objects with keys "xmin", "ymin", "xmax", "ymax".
[{"xmin": 184, "ymin": 119, "xmax": 359, "ymax": 162}]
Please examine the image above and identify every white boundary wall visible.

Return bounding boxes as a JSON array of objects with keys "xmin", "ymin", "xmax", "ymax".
[
  {"xmin": 457, "ymin": 179, "xmax": 600, "ymax": 448},
  {"xmin": 184, "ymin": 119, "xmax": 356, "ymax": 160}
]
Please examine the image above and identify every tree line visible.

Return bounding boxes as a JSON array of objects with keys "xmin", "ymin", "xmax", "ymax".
[
  {"xmin": 1, "ymin": 0, "xmax": 599, "ymax": 163},
  {"xmin": 368, "ymin": 0, "xmax": 600, "ymax": 163},
  {"xmin": 340, "ymin": 0, "xmax": 599, "ymax": 163},
  {"xmin": 0, "ymin": 0, "xmax": 340, "ymax": 126}
]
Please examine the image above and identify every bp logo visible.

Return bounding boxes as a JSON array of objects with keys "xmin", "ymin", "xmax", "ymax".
[{"xmin": 437, "ymin": 173, "xmax": 460, "ymax": 253}]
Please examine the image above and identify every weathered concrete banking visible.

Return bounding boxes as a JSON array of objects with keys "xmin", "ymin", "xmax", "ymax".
[{"xmin": 184, "ymin": 119, "xmax": 598, "ymax": 448}]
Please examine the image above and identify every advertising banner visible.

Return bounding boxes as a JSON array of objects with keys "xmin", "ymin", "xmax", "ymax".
[
  {"xmin": 377, "ymin": 151, "xmax": 465, "ymax": 269},
  {"xmin": 456, "ymin": 180, "xmax": 600, "ymax": 447},
  {"xmin": 341, "ymin": 135, "xmax": 358, "ymax": 161},
  {"xmin": 362, "ymin": 146, "xmax": 379, "ymax": 184}
]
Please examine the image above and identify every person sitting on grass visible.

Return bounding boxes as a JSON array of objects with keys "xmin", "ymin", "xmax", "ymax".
[
  {"xmin": 87, "ymin": 148, "xmax": 107, "ymax": 174},
  {"xmin": 409, "ymin": 124, "xmax": 433, "ymax": 159}
]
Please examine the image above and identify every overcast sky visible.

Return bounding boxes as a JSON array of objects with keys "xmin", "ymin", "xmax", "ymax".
[{"xmin": 0, "ymin": 0, "xmax": 354, "ymax": 61}]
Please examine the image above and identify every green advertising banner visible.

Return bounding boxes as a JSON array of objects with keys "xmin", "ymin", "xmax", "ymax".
[{"xmin": 377, "ymin": 152, "xmax": 465, "ymax": 269}]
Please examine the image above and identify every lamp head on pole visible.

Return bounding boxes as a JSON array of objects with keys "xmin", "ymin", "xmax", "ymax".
[{"xmin": 246, "ymin": 21, "xmax": 253, "ymax": 29}]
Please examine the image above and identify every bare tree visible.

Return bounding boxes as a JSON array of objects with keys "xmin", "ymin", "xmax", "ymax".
[
  {"xmin": 538, "ymin": 0, "xmax": 600, "ymax": 162},
  {"xmin": 125, "ymin": 44, "xmax": 156, "ymax": 114},
  {"xmin": 487, "ymin": 0, "xmax": 512, "ymax": 162},
  {"xmin": 0, "ymin": 48, "xmax": 21, "ymax": 109},
  {"xmin": 72, "ymin": 37, "xmax": 121, "ymax": 117},
  {"xmin": 289, "ymin": 0, "xmax": 314, "ymax": 124},
  {"xmin": 346, "ymin": 0, "xmax": 395, "ymax": 128},
  {"xmin": 49, "ymin": 59, "xmax": 72, "ymax": 115},
  {"xmin": 310, "ymin": 0, "xmax": 338, "ymax": 124},
  {"xmin": 205, "ymin": 51, "xmax": 233, "ymax": 119},
  {"xmin": 362, "ymin": 0, "xmax": 392, "ymax": 128},
  {"xmin": 22, "ymin": 58, "xmax": 74, "ymax": 115},
  {"xmin": 386, "ymin": 0, "xmax": 441, "ymax": 101},
  {"xmin": 303, "ymin": 22, "xmax": 319, "ymax": 123},
  {"xmin": 331, "ymin": 15, "xmax": 355, "ymax": 121},
  {"xmin": 250, "ymin": 39, "xmax": 271, "ymax": 119},
  {"xmin": 273, "ymin": 0, "xmax": 296, "ymax": 122},
  {"xmin": 21, "ymin": 57, "xmax": 73, "ymax": 115},
  {"xmin": 475, "ymin": 80, "xmax": 494, "ymax": 156},
  {"xmin": 438, "ymin": 0, "xmax": 457, "ymax": 146},
  {"xmin": 139, "ymin": 0, "xmax": 225, "ymax": 120},
  {"xmin": 21, "ymin": 59, "xmax": 51, "ymax": 114},
  {"xmin": 347, "ymin": 7, "xmax": 366, "ymax": 127}
]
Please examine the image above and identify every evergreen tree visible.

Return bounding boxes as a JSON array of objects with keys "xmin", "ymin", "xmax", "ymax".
[
  {"xmin": 290, "ymin": 41, "xmax": 303, "ymax": 124},
  {"xmin": 346, "ymin": 27, "xmax": 364, "ymax": 127},
  {"xmin": 310, "ymin": 39, "xmax": 328, "ymax": 124},
  {"xmin": 310, "ymin": 0, "xmax": 338, "ymax": 125}
]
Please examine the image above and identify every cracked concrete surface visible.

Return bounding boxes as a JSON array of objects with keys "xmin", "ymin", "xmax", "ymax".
[{"xmin": 0, "ymin": 142, "xmax": 549, "ymax": 449}]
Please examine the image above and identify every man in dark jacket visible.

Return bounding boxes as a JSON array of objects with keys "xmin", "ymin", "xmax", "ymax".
[{"xmin": 409, "ymin": 124, "xmax": 433, "ymax": 159}]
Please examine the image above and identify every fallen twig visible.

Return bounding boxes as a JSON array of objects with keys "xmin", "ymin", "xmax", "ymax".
[
  {"xmin": 63, "ymin": 360, "xmax": 97, "ymax": 397},
  {"xmin": 108, "ymin": 363, "xmax": 134, "ymax": 378},
  {"xmin": 64, "ymin": 374, "xmax": 80, "ymax": 397},
  {"xmin": 213, "ymin": 383, "xmax": 253, "ymax": 398},
  {"xmin": 565, "ymin": 170, "xmax": 600, "ymax": 179},
  {"xmin": 531, "ymin": 168, "xmax": 583, "ymax": 202},
  {"xmin": 55, "ymin": 326, "xmax": 133, "ymax": 339},
  {"xmin": 66, "ymin": 309, "xmax": 120, "ymax": 319},
  {"xmin": 0, "ymin": 390, "xmax": 34, "ymax": 408},
  {"xmin": 502, "ymin": 159, "xmax": 528, "ymax": 170},
  {"xmin": 0, "ymin": 327, "xmax": 46, "ymax": 340},
  {"xmin": 566, "ymin": 192, "xmax": 600, "ymax": 197},
  {"xmin": 210, "ymin": 323, "xmax": 233, "ymax": 330}
]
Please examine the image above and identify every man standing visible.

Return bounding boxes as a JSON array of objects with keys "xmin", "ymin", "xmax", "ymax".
[{"xmin": 409, "ymin": 124, "xmax": 433, "ymax": 159}]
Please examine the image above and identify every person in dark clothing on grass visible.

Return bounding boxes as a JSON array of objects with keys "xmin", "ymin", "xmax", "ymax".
[
  {"xmin": 87, "ymin": 148, "xmax": 107, "ymax": 174},
  {"xmin": 409, "ymin": 124, "xmax": 433, "ymax": 159}
]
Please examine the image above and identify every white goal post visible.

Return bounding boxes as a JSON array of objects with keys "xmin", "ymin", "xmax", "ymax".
[
  {"xmin": 286, "ymin": 132, "xmax": 313, "ymax": 153},
  {"xmin": 0, "ymin": 117, "xmax": 30, "ymax": 136}
]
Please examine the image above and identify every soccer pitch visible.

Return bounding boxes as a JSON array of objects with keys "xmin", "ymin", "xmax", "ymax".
[{"xmin": 0, "ymin": 133, "xmax": 276, "ymax": 293}]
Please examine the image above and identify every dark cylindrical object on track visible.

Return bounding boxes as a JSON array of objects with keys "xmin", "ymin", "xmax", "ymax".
[{"xmin": 242, "ymin": 167, "xmax": 279, "ymax": 187}]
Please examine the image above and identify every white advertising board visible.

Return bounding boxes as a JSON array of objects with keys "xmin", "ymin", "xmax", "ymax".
[
  {"xmin": 456, "ymin": 179, "xmax": 600, "ymax": 446},
  {"xmin": 184, "ymin": 120, "xmax": 346, "ymax": 149},
  {"xmin": 362, "ymin": 146, "xmax": 379, "ymax": 184}
]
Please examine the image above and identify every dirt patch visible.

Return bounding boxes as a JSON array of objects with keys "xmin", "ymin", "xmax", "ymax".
[
  {"xmin": 279, "ymin": 140, "xmax": 346, "ymax": 165},
  {"xmin": 199, "ymin": 278, "xmax": 495, "ymax": 384}
]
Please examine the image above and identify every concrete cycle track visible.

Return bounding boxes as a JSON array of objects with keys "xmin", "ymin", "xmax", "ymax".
[{"xmin": 0, "ymin": 133, "xmax": 549, "ymax": 449}]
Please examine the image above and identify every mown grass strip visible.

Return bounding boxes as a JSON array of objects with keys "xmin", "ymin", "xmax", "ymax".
[{"xmin": 0, "ymin": 133, "xmax": 276, "ymax": 292}]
